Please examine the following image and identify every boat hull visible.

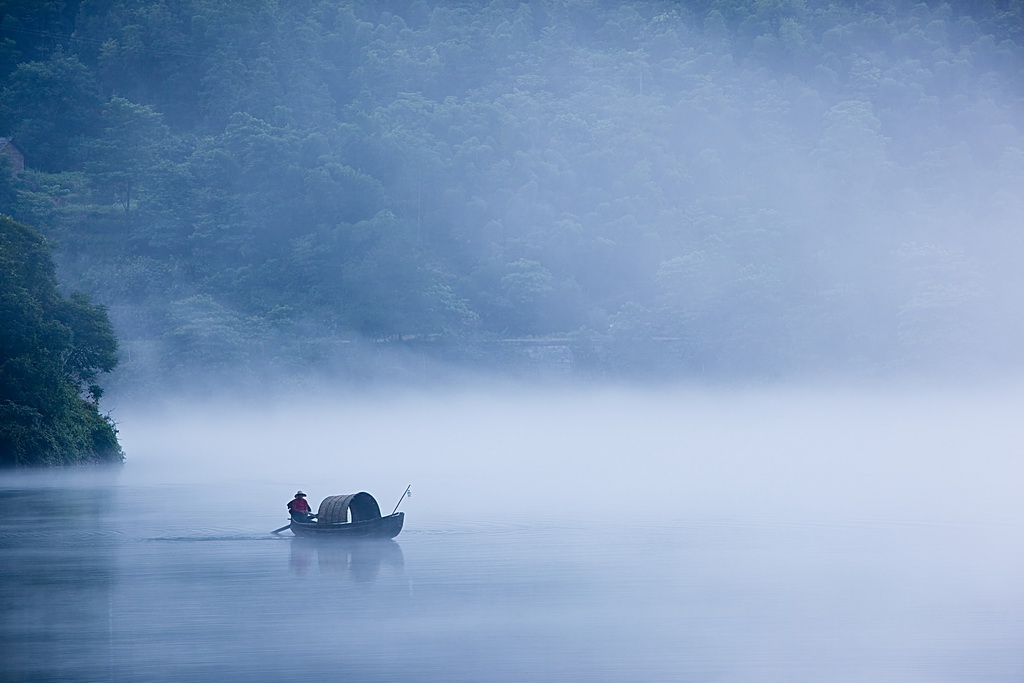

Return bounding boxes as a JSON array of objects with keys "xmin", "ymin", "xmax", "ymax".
[{"xmin": 290, "ymin": 512, "xmax": 404, "ymax": 538}]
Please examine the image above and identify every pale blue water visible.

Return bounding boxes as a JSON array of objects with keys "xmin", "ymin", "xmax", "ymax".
[
  {"xmin": 4, "ymin": 388, "xmax": 1024, "ymax": 681},
  {"xmin": 2, "ymin": 475, "xmax": 1023, "ymax": 682}
]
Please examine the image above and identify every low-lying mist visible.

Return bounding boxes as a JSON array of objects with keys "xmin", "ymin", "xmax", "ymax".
[
  {"xmin": 5, "ymin": 382, "xmax": 1023, "ymax": 681},
  {"xmin": 113, "ymin": 383, "xmax": 1024, "ymax": 529}
]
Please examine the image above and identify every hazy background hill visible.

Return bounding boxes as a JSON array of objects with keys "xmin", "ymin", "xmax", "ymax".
[{"xmin": 2, "ymin": 0, "xmax": 1022, "ymax": 394}]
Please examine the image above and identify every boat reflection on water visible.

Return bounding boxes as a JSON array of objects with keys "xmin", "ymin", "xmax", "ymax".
[{"xmin": 290, "ymin": 536, "xmax": 405, "ymax": 585}]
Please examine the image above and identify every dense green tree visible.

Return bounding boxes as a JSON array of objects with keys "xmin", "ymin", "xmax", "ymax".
[
  {"xmin": 0, "ymin": 215, "xmax": 122, "ymax": 466},
  {"xmin": 0, "ymin": 51, "xmax": 102, "ymax": 171},
  {"xmin": 81, "ymin": 96, "xmax": 170, "ymax": 213},
  {"xmin": 0, "ymin": 0, "xmax": 79, "ymax": 70}
]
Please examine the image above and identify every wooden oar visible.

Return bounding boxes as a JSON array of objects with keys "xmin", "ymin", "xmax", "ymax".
[{"xmin": 270, "ymin": 523, "xmax": 291, "ymax": 534}]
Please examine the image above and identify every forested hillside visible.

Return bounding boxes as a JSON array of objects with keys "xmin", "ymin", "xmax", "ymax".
[
  {"xmin": 0, "ymin": 215, "xmax": 122, "ymax": 465},
  {"xmin": 1, "ymin": 1, "xmax": 1022, "ymax": 390}
]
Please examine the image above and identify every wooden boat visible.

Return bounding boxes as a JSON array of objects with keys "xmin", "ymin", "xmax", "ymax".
[
  {"xmin": 288, "ymin": 492, "xmax": 404, "ymax": 539},
  {"xmin": 290, "ymin": 512, "xmax": 404, "ymax": 538}
]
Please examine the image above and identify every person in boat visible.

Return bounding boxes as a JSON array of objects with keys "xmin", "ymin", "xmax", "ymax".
[{"xmin": 288, "ymin": 491, "xmax": 315, "ymax": 523}]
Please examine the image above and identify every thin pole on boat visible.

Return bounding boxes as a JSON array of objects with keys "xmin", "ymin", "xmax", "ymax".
[
  {"xmin": 270, "ymin": 523, "xmax": 291, "ymax": 534},
  {"xmin": 390, "ymin": 485, "xmax": 411, "ymax": 515}
]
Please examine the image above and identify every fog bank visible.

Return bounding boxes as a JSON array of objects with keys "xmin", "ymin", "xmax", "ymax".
[{"xmin": 113, "ymin": 385, "xmax": 1024, "ymax": 529}]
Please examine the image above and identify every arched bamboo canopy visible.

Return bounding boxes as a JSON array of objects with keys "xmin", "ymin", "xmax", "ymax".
[{"xmin": 317, "ymin": 493, "xmax": 382, "ymax": 524}]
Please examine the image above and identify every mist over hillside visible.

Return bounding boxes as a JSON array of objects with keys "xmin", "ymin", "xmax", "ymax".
[{"xmin": 2, "ymin": 1, "xmax": 1022, "ymax": 393}]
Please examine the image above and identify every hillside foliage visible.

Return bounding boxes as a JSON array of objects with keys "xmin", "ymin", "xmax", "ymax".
[
  {"xmin": 1, "ymin": 0, "xmax": 1022, "ymax": 388},
  {"xmin": 0, "ymin": 215, "xmax": 122, "ymax": 465}
]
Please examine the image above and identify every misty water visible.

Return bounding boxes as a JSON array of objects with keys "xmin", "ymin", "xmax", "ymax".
[{"xmin": 2, "ymin": 387, "xmax": 1023, "ymax": 681}]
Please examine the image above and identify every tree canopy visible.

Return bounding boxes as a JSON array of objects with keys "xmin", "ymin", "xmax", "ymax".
[
  {"xmin": 1, "ymin": 0, "xmax": 1021, "ymax": 388},
  {"xmin": 0, "ymin": 214, "xmax": 122, "ymax": 465}
]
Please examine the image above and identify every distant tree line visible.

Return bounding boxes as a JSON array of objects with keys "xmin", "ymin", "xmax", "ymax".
[{"xmin": 0, "ymin": 0, "xmax": 1022, "ymax": 392}]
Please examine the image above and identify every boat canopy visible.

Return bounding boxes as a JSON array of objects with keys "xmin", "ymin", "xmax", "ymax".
[{"xmin": 317, "ymin": 492, "xmax": 382, "ymax": 524}]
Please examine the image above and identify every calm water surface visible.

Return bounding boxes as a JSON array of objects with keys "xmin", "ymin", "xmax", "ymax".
[
  {"xmin": 2, "ymin": 479, "xmax": 1022, "ymax": 682},
  {"xmin": 2, "ymin": 389, "xmax": 1023, "ymax": 681}
]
